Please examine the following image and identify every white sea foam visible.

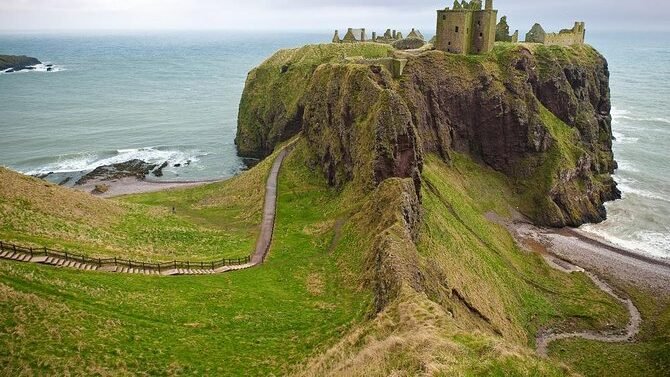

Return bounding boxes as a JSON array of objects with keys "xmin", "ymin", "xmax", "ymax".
[
  {"xmin": 1, "ymin": 63, "xmax": 64, "ymax": 74},
  {"xmin": 611, "ymin": 106, "xmax": 670, "ymax": 125},
  {"xmin": 611, "ymin": 106, "xmax": 630, "ymax": 118},
  {"xmin": 615, "ymin": 160, "xmax": 639, "ymax": 173},
  {"xmin": 25, "ymin": 147, "xmax": 201, "ymax": 175},
  {"xmin": 612, "ymin": 131, "xmax": 639, "ymax": 144},
  {"xmin": 616, "ymin": 181, "xmax": 670, "ymax": 203},
  {"xmin": 580, "ymin": 225, "xmax": 670, "ymax": 259}
]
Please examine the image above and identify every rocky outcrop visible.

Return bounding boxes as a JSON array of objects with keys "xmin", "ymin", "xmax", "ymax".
[
  {"xmin": 302, "ymin": 63, "xmax": 422, "ymax": 195},
  {"xmin": 236, "ymin": 43, "xmax": 618, "ymax": 227},
  {"xmin": 0, "ymin": 55, "xmax": 41, "ymax": 72},
  {"xmin": 76, "ymin": 159, "xmax": 159, "ymax": 185}
]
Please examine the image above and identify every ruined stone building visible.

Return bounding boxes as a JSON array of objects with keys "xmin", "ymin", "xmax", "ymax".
[
  {"xmin": 407, "ymin": 28, "xmax": 425, "ymax": 40},
  {"xmin": 435, "ymin": 0, "xmax": 498, "ymax": 54},
  {"xmin": 333, "ymin": 28, "xmax": 368, "ymax": 43},
  {"xmin": 525, "ymin": 22, "xmax": 586, "ymax": 46},
  {"xmin": 495, "ymin": 16, "xmax": 518, "ymax": 43},
  {"xmin": 331, "ymin": 1, "xmax": 586, "ymax": 53},
  {"xmin": 332, "ymin": 28, "xmax": 422, "ymax": 45}
]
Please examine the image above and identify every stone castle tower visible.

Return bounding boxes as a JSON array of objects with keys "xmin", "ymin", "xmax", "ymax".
[{"xmin": 435, "ymin": 0, "xmax": 498, "ymax": 55}]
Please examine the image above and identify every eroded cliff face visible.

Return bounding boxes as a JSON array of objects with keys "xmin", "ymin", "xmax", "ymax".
[{"xmin": 236, "ymin": 43, "xmax": 619, "ymax": 227}]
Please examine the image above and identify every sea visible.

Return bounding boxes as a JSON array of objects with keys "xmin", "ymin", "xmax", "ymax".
[{"xmin": 0, "ymin": 31, "xmax": 668, "ymax": 259}]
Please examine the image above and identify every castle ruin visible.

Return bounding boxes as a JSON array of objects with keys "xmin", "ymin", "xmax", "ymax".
[
  {"xmin": 330, "ymin": 1, "xmax": 587, "ymax": 56},
  {"xmin": 495, "ymin": 16, "xmax": 518, "ymax": 43},
  {"xmin": 434, "ymin": 0, "xmax": 498, "ymax": 55},
  {"xmin": 332, "ymin": 28, "xmax": 422, "ymax": 45}
]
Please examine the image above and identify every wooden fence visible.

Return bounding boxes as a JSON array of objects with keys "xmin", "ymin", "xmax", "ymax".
[{"xmin": 0, "ymin": 240, "xmax": 251, "ymax": 274}]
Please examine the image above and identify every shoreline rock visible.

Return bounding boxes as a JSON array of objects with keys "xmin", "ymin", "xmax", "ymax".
[{"xmin": 75, "ymin": 159, "xmax": 158, "ymax": 185}]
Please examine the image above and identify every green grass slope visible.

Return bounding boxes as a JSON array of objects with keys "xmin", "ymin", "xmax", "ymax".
[
  {"xmin": 0, "ymin": 140, "xmax": 371, "ymax": 376},
  {"xmin": 297, "ymin": 153, "xmax": 631, "ymax": 376},
  {"xmin": 0, "ymin": 138, "xmax": 664, "ymax": 376},
  {"xmin": 0, "ymin": 152, "xmax": 278, "ymax": 261}
]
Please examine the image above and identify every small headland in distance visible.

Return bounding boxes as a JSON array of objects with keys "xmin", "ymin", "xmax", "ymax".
[{"xmin": 0, "ymin": 54, "xmax": 52, "ymax": 73}]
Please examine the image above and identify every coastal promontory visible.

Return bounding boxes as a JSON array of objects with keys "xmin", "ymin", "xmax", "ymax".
[{"xmin": 236, "ymin": 42, "xmax": 619, "ymax": 228}]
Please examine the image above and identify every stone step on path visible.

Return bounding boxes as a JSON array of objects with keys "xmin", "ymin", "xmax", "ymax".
[{"xmin": 0, "ymin": 140, "xmax": 297, "ymax": 276}]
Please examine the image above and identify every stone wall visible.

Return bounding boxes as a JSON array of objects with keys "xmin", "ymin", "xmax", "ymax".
[
  {"xmin": 436, "ymin": 9, "xmax": 472, "ymax": 54},
  {"xmin": 470, "ymin": 9, "xmax": 497, "ymax": 53},
  {"xmin": 544, "ymin": 22, "xmax": 586, "ymax": 46}
]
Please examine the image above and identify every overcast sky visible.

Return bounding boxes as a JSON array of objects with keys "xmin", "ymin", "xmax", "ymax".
[{"xmin": 1, "ymin": 0, "xmax": 668, "ymax": 32}]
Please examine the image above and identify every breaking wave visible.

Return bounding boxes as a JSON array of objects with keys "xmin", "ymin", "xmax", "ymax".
[
  {"xmin": 1, "ymin": 63, "xmax": 65, "ymax": 74},
  {"xmin": 24, "ymin": 147, "xmax": 203, "ymax": 175},
  {"xmin": 580, "ymin": 225, "xmax": 670, "ymax": 260}
]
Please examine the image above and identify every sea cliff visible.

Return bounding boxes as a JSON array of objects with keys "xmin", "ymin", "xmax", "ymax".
[{"xmin": 236, "ymin": 43, "xmax": 619, "ymax": 227}]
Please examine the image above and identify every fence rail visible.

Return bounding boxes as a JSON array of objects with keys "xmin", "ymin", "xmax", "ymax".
[{"xmin": 0, "ymin": 240, "xmax": 251, "ymax": 274}]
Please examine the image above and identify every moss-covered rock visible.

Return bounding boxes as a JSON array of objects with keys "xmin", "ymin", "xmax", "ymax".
[
  {"xmin": 235, "ymin": 43, "xmax": 393, "ymax": 158},
  {"xmin": 236, "ymin": 43, "xmax": 619, "ymax": 227}
]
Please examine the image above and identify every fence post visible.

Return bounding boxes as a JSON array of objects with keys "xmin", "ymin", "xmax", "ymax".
[
  {"xmin": 29, "ymin": 247, "xmax": 33, "ymax": 258},
  {"xmin": 98, "ymin": 258, "xmax": 102, "ymax": 267},
  {"xmin": 174, "ymin": 260, "xmax": 177, "ymax": 270},
  {"xmin": 158, "ymin": 263, "xmax": 161, "ymax": 273},
  {"xmin": 114, "ymin": 257, "xmax": 117, "ymax": 266},
  {"xmin": 44, "ymin": 247, "xmax": 47, "ymax": 256}
]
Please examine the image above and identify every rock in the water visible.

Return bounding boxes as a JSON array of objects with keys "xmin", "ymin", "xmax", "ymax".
[
  {"xmin": 76, "ymin": 159, "xmax": 158, "ymax": 185},
  {"xmin": 152, "ymin": 161, "xmax": 169, "ymax": 177}
]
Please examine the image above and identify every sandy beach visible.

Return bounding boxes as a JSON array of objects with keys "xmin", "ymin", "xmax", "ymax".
[{"xmin": 72, "ymin": 176, "xmax": 221, "ymax": 198}]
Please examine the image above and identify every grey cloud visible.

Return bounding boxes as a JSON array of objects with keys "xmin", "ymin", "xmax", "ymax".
[{"xmin": 0, "ymin": 0, "xmax": 667, "ymax": 31}]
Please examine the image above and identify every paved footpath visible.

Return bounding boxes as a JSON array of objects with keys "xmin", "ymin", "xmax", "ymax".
[{"xmin": 0, "ymin": 143, "xmax": 295, "ymax": 276}]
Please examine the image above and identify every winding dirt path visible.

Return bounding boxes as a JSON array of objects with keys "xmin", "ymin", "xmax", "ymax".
[
  {"xmin": 505, "ymin": 221, "xmax": 653, "ymax": 357},
  {"xmin": 535, "ymin": 266, "xmax": 641, "ymax": 357},
  {"xmin": 484, "ymin": 213, "xmax": 665, "ymax": 358}
]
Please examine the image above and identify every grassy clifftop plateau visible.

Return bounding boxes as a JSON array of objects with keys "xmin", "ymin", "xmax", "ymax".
[{"xmin": 236, "ymin": 42, "xmax": 619, "ymax": 228}]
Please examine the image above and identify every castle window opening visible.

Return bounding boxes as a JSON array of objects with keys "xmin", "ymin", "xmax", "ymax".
[
  {"xmin": 480, "ymin": 32, "xmax": 483, "ymax": 37},
  {"xmin": 455, "ymin": 26, "xmax": 459, "ymax": 32},
  {"xmin": 443, "ymin": 15, "xmax": 446, "ymax": 20}
]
